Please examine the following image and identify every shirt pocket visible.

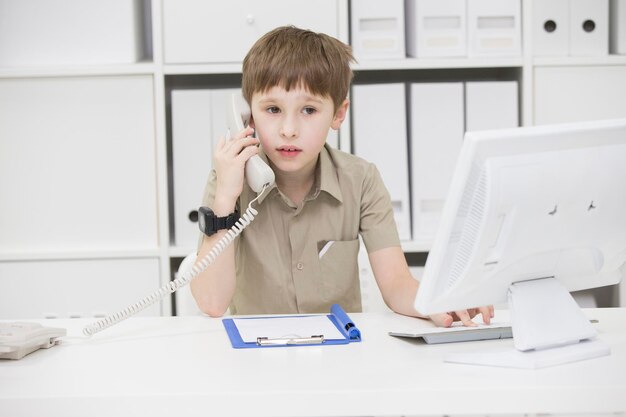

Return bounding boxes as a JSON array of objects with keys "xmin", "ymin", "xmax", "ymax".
[{"xmin": 317, "ymin": 238, "xmax": 362, "ymax": 312}]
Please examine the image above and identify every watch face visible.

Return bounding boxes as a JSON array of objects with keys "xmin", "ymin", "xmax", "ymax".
[{"xmin": 198, "ymin": 206, "xmax": 214, "ymax": 235}]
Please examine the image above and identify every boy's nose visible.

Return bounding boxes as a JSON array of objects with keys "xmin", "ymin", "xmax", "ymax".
[{"xmin": 279, "ymin": 116, "xmax": 298, "ymax": 139}]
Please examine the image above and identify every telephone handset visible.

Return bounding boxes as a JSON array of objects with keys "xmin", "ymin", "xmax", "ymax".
[
  {"xmin": 226, "ymin": 93, "xmax": 275, "ymax": 192},
  {"xmin": 80, "ymin": 95, "xmax": 274, "ymax": 337}
]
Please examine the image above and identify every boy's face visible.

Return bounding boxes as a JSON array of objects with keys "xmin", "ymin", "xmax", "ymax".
[{"xmin": 249, "ymin": 85, "xmax": 348, "ymax": 178}]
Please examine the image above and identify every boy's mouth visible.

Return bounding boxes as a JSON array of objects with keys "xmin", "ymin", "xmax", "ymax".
[{"xmin": 277, "ymin": 146, "xmax": 301, "ymax": 156}]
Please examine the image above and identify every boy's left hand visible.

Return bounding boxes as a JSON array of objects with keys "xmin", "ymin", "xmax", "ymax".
[{"xmin": 429, "ymin": 305, "xmax": 494, "ymax": 327}]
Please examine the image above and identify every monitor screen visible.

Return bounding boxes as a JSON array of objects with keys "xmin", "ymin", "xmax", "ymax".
[{"xmin": 414, "ymin": 118, "xmax": 626, "ymax": 368}]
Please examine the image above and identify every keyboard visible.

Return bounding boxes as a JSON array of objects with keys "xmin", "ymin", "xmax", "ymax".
[{"xmin": 389, "ymin": 322, "xmax": 513, "ymax": 344}]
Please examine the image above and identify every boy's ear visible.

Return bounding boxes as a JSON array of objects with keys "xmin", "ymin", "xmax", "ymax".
[{"xmin": 331, "ymin": 99, "xmax": 350, "ymax": 130}]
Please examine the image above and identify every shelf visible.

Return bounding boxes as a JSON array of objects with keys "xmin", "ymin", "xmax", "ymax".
[
  {"xmin": 163, "ymin": 63, "xmax": 243, "ymax": 75},
  {"xmin": 0, "ymin": 248, "xmax": 161, "ymax": 262},
  {"xmin": 168, "ymin": 246, "xmax": 196, "ymax": 258},
  {"xmin": 353, "ymin": 57, "xmax": 524, "ymax": 71},
  {"xmin": 401, "ymin": 240, "xmax": 432, "ymax": 253},
  {"xmin": 161, "ymin": 57, "xmax": 525, "ymax": 76},
  {"xmin": 0, "ymin": 62, "xmax": 157, "ymax": 79},
  {"xmin": 533, "ymin": 55, "xmax": 626, "ymax": 67}
]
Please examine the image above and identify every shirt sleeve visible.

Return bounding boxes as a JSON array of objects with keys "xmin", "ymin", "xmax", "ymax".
[{"xmin": 359, "ymin": 162, "xmax": 402, "ymax": 252}]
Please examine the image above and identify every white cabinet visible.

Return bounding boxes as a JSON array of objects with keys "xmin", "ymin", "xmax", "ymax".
[
  {"xmin": 534, "ymin": 65, "xmax": 626, "ymax": 125},
  {"xmin": 0, "ymin": 75, "xmax": 158, "ymax": 253},
  {"xmin": 2, "ymin": 0, "xmax": 625, "ymax": 315},
  {"xmin": 0, "ymin": 258, "xmax": 160, "ymax": 319},
  {"xmin": 0, "ymin": 0, "xmax": 148, "ymax": 66},
  {"xmin": 162, "ymin": 0, "xmax": 339, "ymax": 64}
]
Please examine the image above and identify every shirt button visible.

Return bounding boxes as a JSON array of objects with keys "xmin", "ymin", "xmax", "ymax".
[{"xmin": 296, "ymin": 262, "xmax": 304, "ymax": 271}]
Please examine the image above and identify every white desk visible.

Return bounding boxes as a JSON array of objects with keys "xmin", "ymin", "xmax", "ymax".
[{"xmin": 1, "ymin": 309, "xmax": 626, "ymax": 417}]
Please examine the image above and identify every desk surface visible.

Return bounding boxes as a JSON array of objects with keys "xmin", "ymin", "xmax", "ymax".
[{"xmin": 1, "ymin": 309, "xmax": 626, "ymax": 417}]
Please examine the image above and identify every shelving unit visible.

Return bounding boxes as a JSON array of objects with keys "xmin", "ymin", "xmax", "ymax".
[{"xmin": 1, "ymin": 0, "xmax": 624, "ymax": 319}]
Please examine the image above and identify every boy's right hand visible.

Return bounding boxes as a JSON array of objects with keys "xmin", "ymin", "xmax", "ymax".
[
  {"xmin": 213, "ymin": 127, "xmax": 259, "ymax": 205},
  {"xmin": 429, "ymin": 305, "xmax": 494, "ymax": 328}
]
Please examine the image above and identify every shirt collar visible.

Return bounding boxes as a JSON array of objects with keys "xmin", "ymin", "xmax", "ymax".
[
  {"xmin": 253, "ymin": 144, "xmax": 344, "ymax": 205},
  {"xmin": 318, "ymin": 144, "xmax": 343, "ymax": 203}
]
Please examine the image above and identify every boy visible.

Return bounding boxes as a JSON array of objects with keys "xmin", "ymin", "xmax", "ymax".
[{"xmin": 191, "ymin": 26, "xmax": 492, "ymax": 327}]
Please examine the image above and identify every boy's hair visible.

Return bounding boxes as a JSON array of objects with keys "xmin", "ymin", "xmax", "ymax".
[{"xmin": 242, "ymin": 26, "xmax": 355, "ymax": 112}]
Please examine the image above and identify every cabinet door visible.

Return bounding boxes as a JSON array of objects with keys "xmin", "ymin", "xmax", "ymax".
[
  {"xmin": 162, "ymin": 0, "xmax": 339, "ymax": 63},
  {"xmin": 0, "ymin": 258, "xmax": 160, "ymax": 319},
  {"xmin": 0, "ymin": 76, "xmax": 158, "ymax": 252},
  {"xmin": 534, "ymin": 66, "xmax": 626, "ymax": 125}
]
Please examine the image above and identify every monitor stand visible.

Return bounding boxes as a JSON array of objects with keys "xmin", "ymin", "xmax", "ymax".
[{"xmin": 444, "ymin": 277, "xmax": 610, "ymax": 369}]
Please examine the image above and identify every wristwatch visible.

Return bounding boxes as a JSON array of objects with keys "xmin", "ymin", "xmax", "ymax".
[{"xmin": 198, "ymin": 207, "xmax": 239, "ymax": 236}]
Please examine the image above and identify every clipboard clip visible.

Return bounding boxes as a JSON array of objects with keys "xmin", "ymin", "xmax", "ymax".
[{"xmin": 256, "ymin": 335, "xmax": 325, "ymax": 346}]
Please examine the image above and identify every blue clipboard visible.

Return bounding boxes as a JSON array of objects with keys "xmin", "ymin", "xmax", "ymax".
[{"xmin": 222, "ymin": 304, "xmax": 361, "ymax": 348}]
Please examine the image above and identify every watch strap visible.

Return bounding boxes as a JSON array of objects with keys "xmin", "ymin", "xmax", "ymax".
[{"xmin": 215, "ymin": 210, "xmax": 239, "ymax": 230}]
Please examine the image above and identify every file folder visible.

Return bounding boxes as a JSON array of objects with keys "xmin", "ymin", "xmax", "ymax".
[
  {"xmin": 171, "ymin": 88, "xmax": 240, "ymax": 248},
  {"xmin": 532, "ymin": 0, "xmax": 569, "ymax": 57},
  {"xmin": 465, "ymin": 81, "xmax": 519, "ymax": 132},
  {"xmin": 351, "ymin": 83, "xmax": 412, "ymax": 241},
  {"xmin": 569, "ymin": 0, "xmax": 609, "ymax": 56},
  {"xmin": 610, "ymin": 0, "xmax": 626, "ymax": 55},
  {"xmin": 410, "ymin": 82, "xmax": 464, "ymax": 243},
  {"xmin": 222, "ymin": 304, "xmax": 361, "ymax": 348}
]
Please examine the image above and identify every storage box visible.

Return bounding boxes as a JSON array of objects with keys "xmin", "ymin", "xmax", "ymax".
[
  {"xmin": 406, "ymin": 0, "xmax": 467, "ymax": 58},
  {"xmin": 351, "ymin": 0, "xmax": 405, "ymax": 59},
  {"xmin": 467, "ymin": 0, "xmax": 522, "ymax": 57}
]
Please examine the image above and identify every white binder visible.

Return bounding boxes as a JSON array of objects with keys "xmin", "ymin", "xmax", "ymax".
[
  {"xmin": 467, "ymin": 0, "xmax": 522, "ymax": 57},
  {"xmin": 410, "ymin": 83, "xmax": 464, "ymax": 243},
  {"xmin": 405, "ymin": 0, "xmax": 467, "ymax": 58},
  {"xmin": 465, "ymin": 81, "xmax": 519, "ymax": 132},
  {"xmin": 350, "ymin": 0, "xmax": 406, "ymax": 60},
  {"xmin": 611, "ymin": 0, "xmax": 626, "ymax": 55},
  {"xmin": 569, "ymin": 0, "xmax": 609, "ymax": 56},
  {"xmin": 351, "ymin": 84, "xmax": 412, "ymax": 241},
  {"xmin": 171, "ymin": 88, "xmax": 239, "ymax": 248},
  {"xmin": 532, "ymin": 0, "xmax": 569, "ymax": 57}
]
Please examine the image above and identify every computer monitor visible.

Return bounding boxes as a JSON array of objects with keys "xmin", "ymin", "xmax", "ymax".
[{"xmin": 414, "ymin": 118, "xmax": 626, "ymax": 368}]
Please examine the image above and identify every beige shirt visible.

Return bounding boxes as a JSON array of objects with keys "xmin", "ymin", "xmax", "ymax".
[{"xmin": 199, "ymin": 144, "xmax": 400, "ymax": 315}]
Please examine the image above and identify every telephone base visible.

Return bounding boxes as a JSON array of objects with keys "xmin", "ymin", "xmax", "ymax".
[{"xmin": 0, "ymin": 322, "xmax": 66, "ymax": 360}]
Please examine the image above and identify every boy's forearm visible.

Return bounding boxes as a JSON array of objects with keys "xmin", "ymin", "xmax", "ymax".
[
  {"xmin": 385, "ymin": 277, "xmax": 428, "ymax": 319},
  {"xmin": 190, "ymin": 232, "xmax": 237, "ymax": 317}
]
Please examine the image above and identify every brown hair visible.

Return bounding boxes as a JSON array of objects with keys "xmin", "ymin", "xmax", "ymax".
[{"xmin": 242, "ymin": 26, "xmax": 355, "ymax": 112}]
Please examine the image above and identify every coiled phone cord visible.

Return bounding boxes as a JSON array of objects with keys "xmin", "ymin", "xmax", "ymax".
[{"xmin": 82, "ymin": 186, "xmax": 269, "ymax": 337}]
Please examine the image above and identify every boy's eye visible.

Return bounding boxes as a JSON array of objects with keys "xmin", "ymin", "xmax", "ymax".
[
  {"xmin": 267, "ymin": 106, "xmax": 280, "ymax": 114},
  {"xmin": 302, "ymin": 107, "xmax": 317, "ymax": 115}
]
